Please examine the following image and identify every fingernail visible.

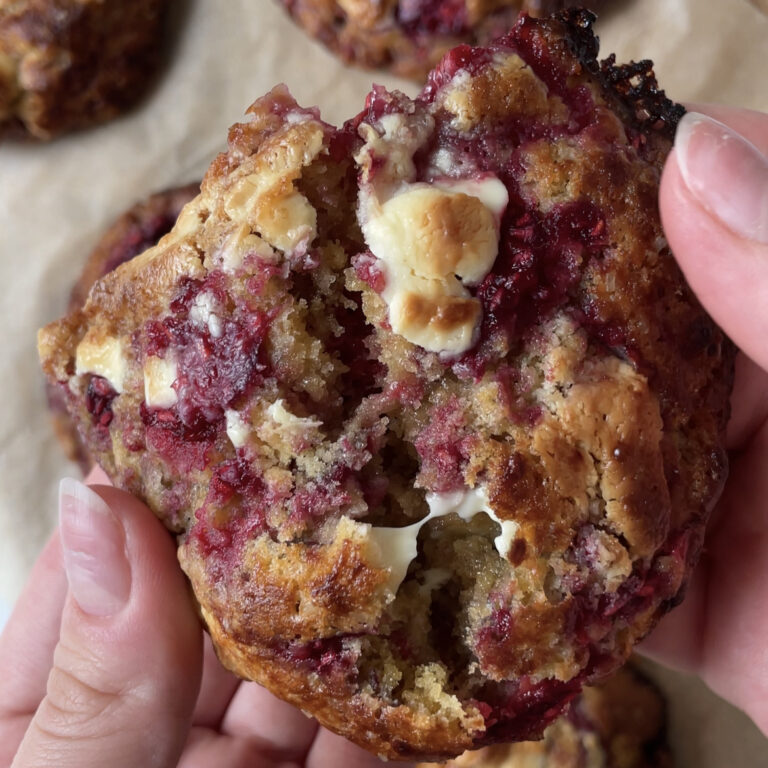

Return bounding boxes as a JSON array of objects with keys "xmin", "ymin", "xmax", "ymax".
[
  {"xmin": 59, "ymin": 478, "xmax": 131, "ymax": 617},
  {"xmin": 675, "ymin": 112, "xmax": 768, "ymax": 244}
]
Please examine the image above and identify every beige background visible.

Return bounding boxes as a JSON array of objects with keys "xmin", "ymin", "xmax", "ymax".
[{"xmin": 0, "ymin": 0, "xmax": 766, "ymax": 764}]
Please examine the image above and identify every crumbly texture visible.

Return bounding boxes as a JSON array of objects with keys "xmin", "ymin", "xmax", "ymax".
[
  {"xmin": 0, "ymin": 0, "xmax": 168, "ymax": 139},
  {"xmin": 422, "ymin": 664, "xmax": 673, "ymax": 768},
  {"xmin": 278, "ymin": 0, "xmax": 570, "ymax": 80},
  {"xmin": 47, "ymin": 183, "xmax": 200, "ymax": 469},
  {"xmin": 38, "ymin": 10, "xmax": 733, "ymax": 761}
]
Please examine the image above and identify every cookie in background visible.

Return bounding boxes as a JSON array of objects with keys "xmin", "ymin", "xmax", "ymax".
[
  {"xmin": 0, "ymin": 0, "xmax": 171, "ymax": 139},
  {"xmin": 278, "ymin": 0, "xmax": 590, "ymax": 80},
  {"xmin": 420, "ymin": 664, "xmax": 673, "ymax": 768}
]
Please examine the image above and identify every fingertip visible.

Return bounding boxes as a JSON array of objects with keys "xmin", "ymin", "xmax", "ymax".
[
  {"xmin": 307, "ymin": 728, "xmax": 414, "ymax": 768},
  {"xmin": 660, "ymin": 151, "xmax": 768, "ymax": 371},
  {"xmin": 84, "ymin": 465, "xmax": 111, "ymax": 486},
  {"xmin": 82, "ymin": 483, "xmax": 203, "ymax": 680},
  {"xmin": 31, "ymin": 483, "xmax": 204, "ymax": 767}
]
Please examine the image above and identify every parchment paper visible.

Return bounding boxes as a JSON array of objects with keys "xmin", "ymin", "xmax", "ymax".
[{"xmin": 1, "ymin": 0, "xmax": 766, "ymax": 764}]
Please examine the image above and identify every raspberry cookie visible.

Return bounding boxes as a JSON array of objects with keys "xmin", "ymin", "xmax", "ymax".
[
  {"xmin": 278, "ymin": 0, "xmax": 571, "ymax": 80},
  {"xmin": 47, "ymin": 183, "xmax": 199, "ymax": 470},
  {"xmin": 39, "ymin": 10, "xmax": 733, "ymax": 761},
  {"xmin": 423, "ymin": 664, "xmax": 673, "ymax": 768},
  {"xmin": 0, "ymin": 0, "xmax": 168, "ymax": 139},
  {"xmin": 426, "ymin": 667, "xmax": 673, "ymax": 768}
]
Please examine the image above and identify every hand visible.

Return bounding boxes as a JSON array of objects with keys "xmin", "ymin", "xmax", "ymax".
[
  {"xmin": 0, "ymin": 469, "xmax": 402, "ymax": 768},
  {"xmin": 642, "ymin": 105, "xmax": 768, "ymax": 736}
]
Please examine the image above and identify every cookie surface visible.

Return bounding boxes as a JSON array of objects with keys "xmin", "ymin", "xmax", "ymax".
[
  {"xmin": 278, "ymin": 0, "xmax": 570, "ymax": 80},
  {"xmin": 47, "ymin": 183, "xmax": 200, "ymax": 469},
  {"xmin": 0, "ymin": 0, "xmax": 168, "ymax": 139},
  {"xmin": 422, "ymin": 664, "xmax": 673, "ymax": 768},
  {"xmin": 39, "ymin": 10, "xmax": 733, "ymax": 761}
]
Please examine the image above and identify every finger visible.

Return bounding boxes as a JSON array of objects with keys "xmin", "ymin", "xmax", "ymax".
[
  {"xmin": 660, "ymin": 110, "xmax": 768, "ymax": 373},
  {"xmin": 220, "ymin": 681, "xmax": 318, "ymax": 761},
  {"xmin": 636, "ymin": 563, "xmax": 706, "ymax": 672},
  {"xmin": 191, "ymin": 634, "xmax": 240, "ymax": 729},
  {"xmin": 685, "ymin": 103, "xmax": 768, "ymax": 155},
  {"xmin": 306, "ymin": 727, "xmax": 412, "ymax": 768},
  {"xmin": 698, "ymin": 424, "xmax": 768, "ymax": 735},
  {"xmin": 12, "ymin": 480, "xmax": 203, "ymax": 768},
  {"xmin": 0, "ymin": 533, "xmax": 67, "ymax": 764},
  {"xmin": 179, "ymin": 727, "xmax": 301, "ymax": 768},
  {"xmin": 85, "ymin": 465, "xmax": 111, "ymax": 485},
  {"xmin": 0, "ymin": 467, "xmax": 116, "ymax": 723},
  {"xmin": 726, "ymin": 352, "xmax": 768, "ymax": 450}
]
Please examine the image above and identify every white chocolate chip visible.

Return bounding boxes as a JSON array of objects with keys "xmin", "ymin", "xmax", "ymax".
[
  {"xmin": 225, "ymin": 409, "xmax": 250, "ymax": 449},
  {"xmin": 255, "ymin": 399, "xmax": 323, "ymax": 462},
  {"xmin": 225, "ymin": 172, "xmax": 317, "ymax": 255},
  {"xmin": 189, "ymin": 291, "xmax": 222, "ymax": 338},
  {"xmin": 224, "ymin": 121, "xmax": 325, "ymax": 256},
  {"xmin": 75, "ymin": 335, "xmax": 127, "ymax": 393},
  {"xmin": 359, "ymin": 179, "xmax": 506, "ymax": 355},
  {"xmin": 266, "ymin": 399, "xmax": 322, "ymax": 433},
  {"xmin": 143, "ymin": 355, "xmax": 178, "ymax": 408},
  {"xmin": 217, "ymin": 223, "xmax": 277, "ymax": 273},
  {"xmin": 368, "ymin": 184, "xmax": 501, "ymax": 283},
  {"xmin": 356, "ymin": 110, "xmax": 508, "ymax": 356},
  {"xmin": 386, "ymin": 273, "xmax": 480, "ymax": 357},
  {"xmin": 366, "ymin": 486, "xmax": 517, "ymax": 597}
]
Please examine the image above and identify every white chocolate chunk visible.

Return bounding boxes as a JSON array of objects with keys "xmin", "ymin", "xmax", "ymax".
[
  {"xmin": 189, "ymin": 291, "xmax": 222, "ymax": 338},
  {"xmin": 359, "ymin": 173, "xmax": 507, "ymax": 355},
  {"xmin": 225, "ymin": 409, "xmax": 250, "ymax": 449},
  {"xmin": 386, "ymin": 274, "xmax": 480, "ymax": 357},
  {"xmin": 225, "ymin": 172, "xmax": 317, "ymax": 255},
  {"xmin": 425, "ymin": 487, "xmax": 519, "ymax": 559},
  {"xmin": 366, "ymin": 185, "xmax": 500, "ymax": 283},
  {"xmin": 266, "ymin": 399, "xmax": 323, "ymax": 433},
  {"xmin": 366, "ymin": 523, "xmax": 423, "ymax": 600},
  {"xmin": 434, "ymin": 176, "xmax": 509, "ymax": 222},
  {"xmin": 143, "ymin": 355, "xmax": 178, "ymax": 408},
  {"xmin": 75, "ymin": 336, "xmax": 127, "ymax": 393},
  {"xmin": 367, "ymin": 486, "xmax": 518, "ymax": 597},
  {"xmin": 218, "ymin": 224, "xmax": 276, "ymax": 274}
]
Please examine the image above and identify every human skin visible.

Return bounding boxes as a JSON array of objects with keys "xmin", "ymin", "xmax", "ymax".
[
  {"xmin": 641, "ymin": 104, "xmax": 768, "ymax": 736},
  {"xmin": 0, "ymin": 104, "xmax": 766, "ymax": 767}
]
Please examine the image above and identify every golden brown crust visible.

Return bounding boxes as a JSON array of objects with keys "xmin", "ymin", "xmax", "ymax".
[
  {"xmin": 278, "ymin": 0, "xmax": 570, "ymax": 80},
  {"xmin": 0, "ymin": 0, "xmax": 168, "ymax": 139},
  {"xmin": 190, "ymin": 554, "xmax": 485, "ymax": 762},
  {"xmin": 38, "ymin": 12, "xmax": 732, "ymax": 761},
  {"xmin": 46, "ymin": 183, "xmax": 199, "ymax": 469}
]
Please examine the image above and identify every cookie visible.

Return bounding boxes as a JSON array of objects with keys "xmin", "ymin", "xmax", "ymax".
[
  {"xmin": 278, "ymin": 0, "xmax": 571, "ymax": 80},
  {"xmin": 46, "ymin": 183, "xmax": 200, "ymax": 470},
  {"xmin": 428, "ymin": 666, "xmax": 673, "ymax": 768},
  {"xmin": 0, "ymin": 0, "xmax": 168, "ymax": 139},
  {"xmin": 421, "ymin": 664, "xmax": 673, "ymax": 768},
  {"xmin": 39, "ymin": 10, "xmax": 733, "ymax": 761}
]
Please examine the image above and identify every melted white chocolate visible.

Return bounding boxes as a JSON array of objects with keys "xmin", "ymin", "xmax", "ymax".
[{"xmin": 367, "ymin": 487, "xmax": 518, "ymax": 596}]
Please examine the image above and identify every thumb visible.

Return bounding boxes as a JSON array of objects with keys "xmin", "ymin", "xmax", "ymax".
[
  {"xmin": 660, "ymin": 108, "xmax": 768, "ymax": 371},
  {"xmin": 12, "ymin": 480, "xmax": 203, "ymax": 768}
]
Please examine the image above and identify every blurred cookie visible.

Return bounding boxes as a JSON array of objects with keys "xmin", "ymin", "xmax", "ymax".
[
  {"xmin": 39, "ymin": 10, "xmax": 732, "ymax": 761},
  {"xmin": 47, "ymin": 183, "xmax": 199, "ymax": 469},
  {"xmin": 278, "ymin": 0, "xmax": 571, "ymax": 80},
  {"xmin": 421, "ymin": 664, "xmax": 673, "ymax": 768},
  {"xmin": 0, "ymin": 0, "xmax": 169, "ymax": 139}
]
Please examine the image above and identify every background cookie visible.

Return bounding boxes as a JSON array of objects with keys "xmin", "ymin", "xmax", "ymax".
[
  {"xmin": 38, "ymin": 10, "xmax": 733, "ymax": 761},
  {"xmin": 47, "ymin": 183, "xmax": 199, "ymax": 470},
  {"xmin": 421, "ymin": 664, "xmax": 673, "ymax": 768},
  {"xmin": 278, "ymin": 0, "xmax": 572, "ymax": 80},
  {"xmin": 0, "ymin": 0, "xmax": 169, "ymax": 139}
]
